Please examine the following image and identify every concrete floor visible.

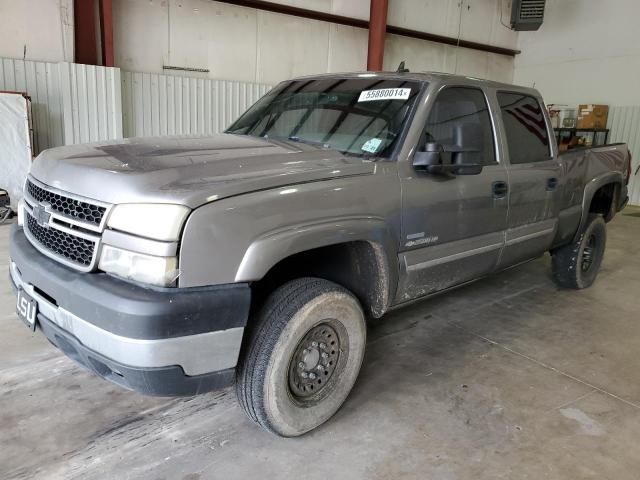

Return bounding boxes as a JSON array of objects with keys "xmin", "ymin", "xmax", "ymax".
[{"xmin": 2, "ymin": 208, "xmax": 640, "ymax": 480}]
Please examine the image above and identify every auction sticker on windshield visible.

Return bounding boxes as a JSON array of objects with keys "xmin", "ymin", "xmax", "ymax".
[
  {"xmin": 361, "ymin": 138, "xmax": 383, "ymax": 153},
  {"xmin": 358, "ymin": 88, "xmax": 411, "ymax": 102}
]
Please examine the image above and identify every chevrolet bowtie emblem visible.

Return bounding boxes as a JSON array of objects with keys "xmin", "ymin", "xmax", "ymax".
[{"xmin": 32, "ymin": 202, "xmax": 52, "ymax": 228}]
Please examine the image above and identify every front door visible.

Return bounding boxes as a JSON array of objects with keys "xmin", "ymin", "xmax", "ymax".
[
  {"xmin": 494, "ymin": 92, "xmax": 561, "ymax": 267},
  {"xmin": 396, "ymin": 86, "xmax": 508, "ymax": 303}
]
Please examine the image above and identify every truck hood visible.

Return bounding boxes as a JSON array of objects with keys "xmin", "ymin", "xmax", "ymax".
[{"xmin": 30, "ymin": 134, "xmax": 376, "ymax": 208}]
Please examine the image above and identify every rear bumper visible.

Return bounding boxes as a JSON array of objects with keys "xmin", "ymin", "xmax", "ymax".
[{"xmin": 9, "ymin": 225, "xmax": 251, "ymax": 396}]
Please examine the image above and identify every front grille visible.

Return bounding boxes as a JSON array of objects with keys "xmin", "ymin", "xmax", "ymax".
[
  {"xmin": 27, "ymin": 179, "xmax": 107, "ymax": 227},
  {"xmin": 26, "ymin": 213, "xmax": 96, "ymax": 267}
]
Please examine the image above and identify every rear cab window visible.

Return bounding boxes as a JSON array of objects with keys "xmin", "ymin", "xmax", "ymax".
[{"xmin": 497, "ymin": 92, "xmax": 551, "ymax": 164}]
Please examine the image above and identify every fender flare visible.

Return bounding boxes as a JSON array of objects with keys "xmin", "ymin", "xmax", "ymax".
[
  {"xmin": 234, "ymin": 216, "xmax": 399, "ymax": 313},
  {"xmin": 574, "ymin": 171, "xmax": 623, "ymax": 241}
]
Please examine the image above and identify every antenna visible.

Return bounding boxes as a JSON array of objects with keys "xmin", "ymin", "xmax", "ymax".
[{"xmin": 396, "ymin": 61, "xmax": 409, "ymax": 73}]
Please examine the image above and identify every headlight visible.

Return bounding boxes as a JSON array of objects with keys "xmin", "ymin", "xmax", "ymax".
[
  {"xmin": 107, "ymin": 204, "xmax": 190, "ymax": 241},
  {"xmin": 99, "ymin": 245, "xmax": 178, "ymax": 287}
]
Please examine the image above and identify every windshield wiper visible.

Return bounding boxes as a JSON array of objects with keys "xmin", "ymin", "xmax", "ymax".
[
  {"xmin": 263, "ymin": 134, "xmax": 369, "ymax": 157},
  {"xmin": 286, "ymin": 136, "xmax": 332, "ymax": 149}
]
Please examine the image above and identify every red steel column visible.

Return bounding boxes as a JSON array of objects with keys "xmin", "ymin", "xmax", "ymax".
[
  {"xmin": 74, "ymin": 0, "xmax": 98, "ymax": 65},
  {"xmin": 99, "ymin": 0, "xmax": 115, "ymax": 67},
  {"xmin": 367, "ymin": 0, "xmax": 388, "ymax": 71}
]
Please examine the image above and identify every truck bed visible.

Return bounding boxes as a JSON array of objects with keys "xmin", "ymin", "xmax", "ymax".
[{"xmin": 553, "ymin": 143, "xmax": 630, "ymax": 247}]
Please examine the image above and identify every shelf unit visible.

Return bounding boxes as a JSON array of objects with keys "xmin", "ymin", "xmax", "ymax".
[{"xmin": 554, "ymin": 128, "xmax": 610, "ymax": 150}]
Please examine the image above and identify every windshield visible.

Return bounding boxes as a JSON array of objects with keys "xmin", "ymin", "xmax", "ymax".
[{"xmin": 226, "ymin": 78, "xmax": 423, "ymax": 157}]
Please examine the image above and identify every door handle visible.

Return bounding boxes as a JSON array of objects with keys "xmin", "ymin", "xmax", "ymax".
[
  {"xmin": 492, "ymin": 181, "xmax": 508, "ymax": 198},
  {"xmin": 546, "ymin": 177, "xmax": 558, "ymax": 191}
]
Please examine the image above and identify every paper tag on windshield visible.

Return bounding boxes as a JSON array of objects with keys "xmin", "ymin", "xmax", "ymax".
[
  {"xmin": 358, "ymin": 88, "xmax": 411, "ymax": 102},
  {"xmin": 361, "ymin": 138, "xmax": 383, "ymax": 153}
]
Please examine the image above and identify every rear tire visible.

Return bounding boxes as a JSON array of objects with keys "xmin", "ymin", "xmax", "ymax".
[
  {"xmin": 552, "ymin": 214, "xmax": 607, "ymax": 289},
  {"xmin": 236, "ymin": 278, "xmax": 366, "ymax": 437}
]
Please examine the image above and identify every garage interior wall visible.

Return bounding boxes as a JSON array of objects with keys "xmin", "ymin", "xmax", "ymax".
[
  {"xmin": 0, "ymin": 0, "xmax": 74, "ymax": 63},
  {"xmin": 0, "ymin": 0, "xmax": 521, "ymax": 145},
  {"xmin": 0, "ymin": 59, "xmax": 122, "ymax": 153},
  {"xmin": 121, "ymin": 71, "xmax": 271, "ymax": 137},
  {"xmin": 514, "ymin": 0, "xmax": 640, "ymax": 205},
  {"xmin": 513, "ymin": 0, "xmax": 640, "ymax": 106},
  {"xmin": 112, "ymin": 0, "xmax": 518, "ymax": 84}
]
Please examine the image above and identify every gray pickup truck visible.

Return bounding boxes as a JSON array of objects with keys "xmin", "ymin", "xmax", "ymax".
[{"xmin": 10, "ymin": 72, "xmax": 631, "ymax": 436}]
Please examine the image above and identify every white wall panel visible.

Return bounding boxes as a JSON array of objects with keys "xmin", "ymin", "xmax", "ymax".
[
  {"xmin": 121, "ymin": 71, "xmax": 271, "ymax": 138},
  {"xmin": 0, "ymin": 0, "xmax": 74, "ymax": 63},
  {"xmin": 0, "ymin": 58, "xmax": 123, "ymax": 154},
  {"xmin": 0, "ymin": 58, "xmax": 63, "ymax": 153},
  {"xmin": 383, "ymin": 36, "xmax": 514, "ymax": 84},
  {"xmin": 112, "ymin": 0, "xmax": 169, "ymax": 74},
  {"xmin": 113, "ymin": 0, "xmax": 516, "ymax": 84},
  {"xmin": 256, "ymin": 11, "xmax": 330, "ymax": 85},
  {"xmin": 59, "ymin": 63, "xmax": 123, "ymax": 146},
  {"xmin": 514, "ymin": 0, "xmax": 640, "ymax": 106},
  {"xmin": 388, "ymin": 0, "xmax": 517, "ymax": 50},
  {"xmin": 608, "ymin": 107, "xmax": 640, "ymax": 206},
  {"xmin": 327, "ymin": 24, "xmax": 368, "ymax": 73}
]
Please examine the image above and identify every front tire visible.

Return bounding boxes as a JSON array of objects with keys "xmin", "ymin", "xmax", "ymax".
[
  {"xmin": 236, "ymin": 278, "xmax": 367, "ymax": 436},
  {"xmin": 552, "ymin": 214, "xmax": 607, "ymax": 289}
]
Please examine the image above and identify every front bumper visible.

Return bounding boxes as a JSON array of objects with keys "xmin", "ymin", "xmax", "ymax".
[{"xmin": 9, "ymin": 225, "xmax": 251, "ymax": 396}]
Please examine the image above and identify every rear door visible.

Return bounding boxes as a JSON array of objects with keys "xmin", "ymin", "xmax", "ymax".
[
  {"xmin": 495, "ymin": 91, "xmax": 561, "ymax": 267},
  {"xmin": 396, "ymin": 85, "xmax": 508, "ymax": 303}
]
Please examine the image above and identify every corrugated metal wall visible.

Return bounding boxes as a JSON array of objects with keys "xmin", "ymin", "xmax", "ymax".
[
  {"xmin": 1, "ymin": 58, "xmax": 270, "ymax": 155},
  {"xmin": 0, "ymin": 58, "xmax": 123, "ymax": 154},
  {"xmin": 121, "ymin": 71, "xmax": 271, "ymax": 138},
  {"xmin": 60, "ymin": 63, "xmax": 123, "ymax": 145},
  {"xmin": 0, "ymin": 58, "xmax": 63, "ymax": 153},
  {"xmin": 608, "ymin": 106, "xmax": 640, "ymax": 206}
]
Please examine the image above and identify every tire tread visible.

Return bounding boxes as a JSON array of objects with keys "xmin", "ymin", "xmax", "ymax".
[
  {"xmin": 235, "ymin": 277, "xmax": 353, "ymax": 434},
  {"xmin": 552, "ymin": 214, "xmax": 606, "ymax": 289}
]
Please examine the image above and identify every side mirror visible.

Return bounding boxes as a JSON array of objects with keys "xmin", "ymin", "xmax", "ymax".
[
  {"xmin": 412, "ymin": 142, "xmax": 444, "ymax": 172},
  {"xmin": 413, "ymin": 142, "xmax": 484, "ymax": 175}
]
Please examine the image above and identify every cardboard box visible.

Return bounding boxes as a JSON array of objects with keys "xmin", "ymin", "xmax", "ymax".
[{"xmin": 576, "ymin": 104, "xmax": 609, "ymax": 129}]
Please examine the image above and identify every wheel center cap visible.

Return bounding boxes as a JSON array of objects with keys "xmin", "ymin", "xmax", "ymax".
[{"xmin": 302, "ymin": 348, "xmax": 320, "ymax": 370}]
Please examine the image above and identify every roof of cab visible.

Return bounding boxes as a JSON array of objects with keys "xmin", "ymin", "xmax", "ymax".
[{"xmin": 289, "ymin": 71, "xmax": 541, "ymax": 97}]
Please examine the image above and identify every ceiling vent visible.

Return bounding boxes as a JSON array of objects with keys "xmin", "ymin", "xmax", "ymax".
[{"xmin": 510, "ymin": 0, "xmax": 545, "ymax": 31}]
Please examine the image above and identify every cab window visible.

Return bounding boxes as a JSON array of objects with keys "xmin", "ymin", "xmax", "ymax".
[
  {"xmin": 497, "ymin": 92, "xmax": 550, "ymax": 164},
  {"xmin": 423, "ymin": 87, "xmax": 497, "ymax": 165}
]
